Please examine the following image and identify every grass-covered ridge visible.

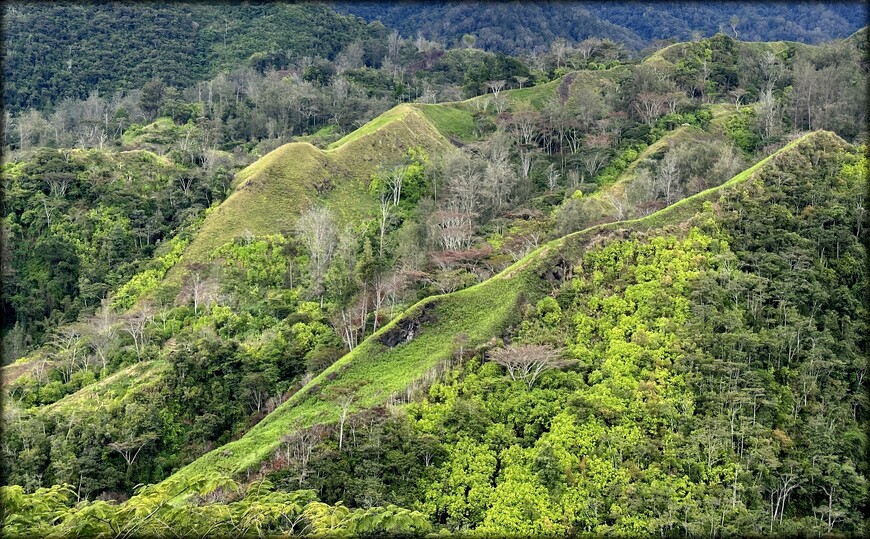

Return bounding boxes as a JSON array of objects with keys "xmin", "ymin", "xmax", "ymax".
[
  {"xmin": 152, "ymin": 129, "xmax": 846, "ymax": 496},
  {"xmin": 160, "ymin": 104, "xmax": 455, "ymax": 291}
]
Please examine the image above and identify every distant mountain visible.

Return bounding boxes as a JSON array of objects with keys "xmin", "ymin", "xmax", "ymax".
[{"xmin": 334, "ymin": 1, "xmax": 867, "ymax": 53}]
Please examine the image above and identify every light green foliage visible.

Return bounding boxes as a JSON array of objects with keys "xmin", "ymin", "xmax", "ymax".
[
  {"xmin": 111, "ymin": 232, "xmax": 191, "ymax": 310},
  {"xmin": 1, "ymin": 474, "xmax": 429, "ymax": 538},
  {"xmin": 478, "ymin": 457, "xmax": 565, "ymax": 536},
  {"xmin": 210, "ymin": 234, "xmax": 291, "ymax": 314},
  {"xmin": 422, "ymin": 436, "xmax": 497, "ymax": 528}
]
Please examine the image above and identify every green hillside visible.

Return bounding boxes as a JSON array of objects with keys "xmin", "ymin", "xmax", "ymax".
[
  {"xmin": 153, "ymin": 128, "xmax": 845, "ymax": 494},
  {"xmin": 4, "ymin": 24, "xmax": 867, "ymax": 536}
]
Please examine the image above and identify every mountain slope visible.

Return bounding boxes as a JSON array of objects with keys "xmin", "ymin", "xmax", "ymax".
[
  {"xmin": 5, "ymin": 128, "xmax": 864, "ymax": 536},
  {"xmin": 153, "ymin": 129, "xmax": 850, "ymax": 495},
  {"xmin": 156, "ymin": 104, "xmax": 454, "ymax": 294}
]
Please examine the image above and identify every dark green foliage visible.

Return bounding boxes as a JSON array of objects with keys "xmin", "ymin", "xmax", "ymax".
[
  {"xmin": 2, "ymin": 148, "xmax": 221, "ymax": 352},
  {"xmin": 2, "ymin": 2, "xmax": 380, "ymax": 113}
]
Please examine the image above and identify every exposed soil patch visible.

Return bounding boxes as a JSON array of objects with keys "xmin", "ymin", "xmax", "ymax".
[
  {"xmin": 378, "ymin": 301, "xmax": 439, "ymax": 348},
  {"xmin": 540, "ymin": 254, "xmax": 574, "ymax": 284},
  {"xmin": 558, "ymin": 72, "xmax": 578, "ymax": 103}
]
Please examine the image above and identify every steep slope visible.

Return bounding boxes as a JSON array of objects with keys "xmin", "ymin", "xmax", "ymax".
[
  {"xmin": 6, "ymin": 128, "xmax": 863, "ymax": 536},
  {"xmin": 153, "ymin": 129, "xmax": 849, "ymax": 495}
]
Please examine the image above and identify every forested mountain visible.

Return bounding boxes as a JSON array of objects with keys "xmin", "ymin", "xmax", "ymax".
[
  {"xmin": 2, "ymin": 2, "xmax": 383, "ymax": 112},
  {"xmin": 335, "ymin": 1, "xmax": 867, "ymax": 54},
  {"xmin": 1, "ymin": 3, "xmax": 867, "ymax": 537}
]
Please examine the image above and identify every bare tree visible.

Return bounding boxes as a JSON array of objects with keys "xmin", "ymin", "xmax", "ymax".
[
  {"xmin": 655, "ymin": 150, "xmax": 683, "ymax": 205},
  {"xmin": 491, "ymin": 94, "xmax": 509, "ymax": 115},
  {"xmin": 183, "ymin": 262, "xmax": 216, "ymax": 315},
  {"xmin": 280, "ymin": 425, "xmax": 326, "ymax": 486},
  {"xmin": 545, "ymin": 163, "xmax": 561, "ymax": 191},
  {"xmin": 730, "ymin": 88, "xmax": 748, "ymax": 111},
  {"xmin": 604, "ymin": 191, "xmax": 630, "ymax": 221},
  {"xmin": 327, "ymin": 384, "xmax": 364, "ymax": 451},
  {"xmin": 429, "ymin": 210, "xmax": 474, "ymax": 251},
  {"xmin": 108, "ymin": 433, "xmax": 157, "ymax": 479},
  {"xmin": 296, "ymin": 205, "xmax": 338, "ymax": 302},
  {"xmin": 758, "ymin": 88, "xmax": 782, "ymax": 139},
  {"xmin": 44, "ymin": 172, "xmax": 74, "ymax": 199},
  {"xmin": 443, "ymin": 151, "xmax": 483, "ymax": 216},
  {"xmin": 123, "ymin": 307, "xmax": 153, "ymax": 362},
  {"xmin": 634, "ymin": 93, "xmax": 667, "ymax": 126},
  {"xmin": 486, "ymin": 80, "xmax": 507, "ymax": 98},
  {"xmin": 509, "ymin": 110, "xmax": 539, "ymax": 146},
  {"xmin": 550, "ymin": 38, "xmax": 569, "ymax": 68},
  {"xmin": 518, "ymin": 150, "xmax": 535, "ymax": 182},
  {"xmin": 335, "ymin": 41, "xmax": 365, "ymax": 74},
  {"xmin": 581, "ymin": 149, "xmax": 608, "ymax": 183},
  {"xmin": 85, "ymin": 299, "xmax": 118, "ymax": 371},
  {"xmin": 576, "ymin": 38, "xmax": 601, "ymax": 61},
  {"xmin": 370, "ymin": 271, "xmax": 392, "ymax": 334},
  {"xmin": 625, "ymin": 167, "xmax": 658, "ymax": 215},
  {"xmin": 482, "ymin": 134, "xmax": 516, "ymax": 213},
  {"xmin": 567, "ymin": 169, "xmax": 581, "ymax": 188},
  {"xmin": 729, "ymin": 15, "xmax": 740, "ymax": 39},
  {"xmin": 377, "ymin": 196, "xmax": 392, "ymax": 257},
  {"xmin": 51, "ymin": 327, "xmax": 85, "ymax": 384},
  {"xmin": 385, "ymin": 165, "xmax": 406, "ymax": 207},
  {"xmin": 387, "ymin": 30, "xmax": 402, "ymax": 64},
  {"xmin": 488, "ymin": 344, "xmax": 573, "ymax": 389}
]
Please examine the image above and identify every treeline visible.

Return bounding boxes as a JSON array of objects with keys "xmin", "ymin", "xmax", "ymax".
[{"xmin": 4, "ymin": 39, "xmax": 534, "ymax": 155}]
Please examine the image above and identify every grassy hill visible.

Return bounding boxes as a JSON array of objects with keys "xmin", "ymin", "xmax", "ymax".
[
  {"xmin": 156, "ymin": 104, "xmax": 455, "ymax": 292},
  {"xmin": 152, "ymin": 128, "xmax": 847, "ymax": 496}
]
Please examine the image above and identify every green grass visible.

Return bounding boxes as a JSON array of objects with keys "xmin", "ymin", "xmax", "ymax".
[
  {"xmin": 152, "ymin": 130, "xmax": 844, "ymax": 497},
  {"xmin": 160, "ymin": 275, "xmax": 527, "ymax": 485},
  {"xmin": 502, "ymin": 78, "xmax": 560, "ymax": 109},
  {"xmin": 41, "ymin": 361, "xmax": 169, "ymax": 416},
  {"xmin": 327, "ymin": 105, "xmax": 415, "ymax": 150},
  {"xmin": 121, "ymin": 117, "xmax": 191, "ymax": 147},
  {"xmin": 413, "ymin": 104, "xmax": 476, "ymax": 142}
]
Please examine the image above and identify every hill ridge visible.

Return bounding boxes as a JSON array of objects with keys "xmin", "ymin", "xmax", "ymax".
[{"xmin": 151, "ymin": 128, "xmax": 848, "ymax": 497}]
